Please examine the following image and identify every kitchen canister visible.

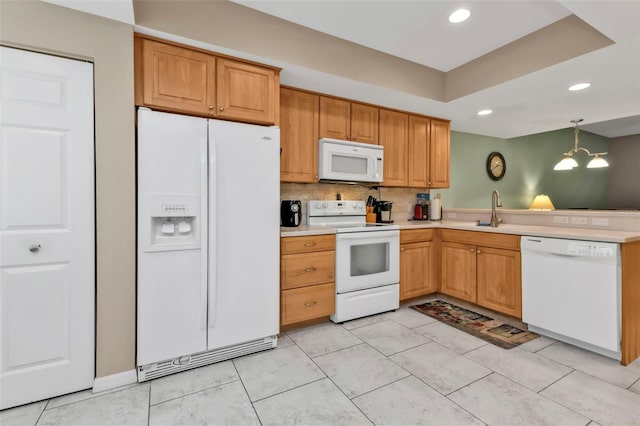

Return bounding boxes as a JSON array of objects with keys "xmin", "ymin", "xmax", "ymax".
[{"xmin": 430, "ymin": 193, "xmax": 442, "ymax": 221}]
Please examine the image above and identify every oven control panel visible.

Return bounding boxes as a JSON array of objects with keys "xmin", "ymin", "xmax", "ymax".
[{"xmin": 307, "ymin": 200, "xmax": 366, "ymax": 216}]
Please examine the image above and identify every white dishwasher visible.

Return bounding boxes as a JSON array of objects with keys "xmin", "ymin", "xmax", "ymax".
[{"xmin": 521, "ymin": 236, "xmax": 621, "ymax": 360}]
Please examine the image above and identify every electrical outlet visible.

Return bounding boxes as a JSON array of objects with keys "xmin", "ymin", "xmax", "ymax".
[
  {"xmin": 447, "ymin": 212, "xmax": 457, "ymax": 219},
  {"xmin": 592, "ymin": 217, "xmax": 609, "ymax": 226},
  {"xmin": 570, "ymin": 216, "xmax": 588, "ymax": 225},
  {"xmin": 553, "ymin": 216, "xmax": 569, "ymax": 224}
]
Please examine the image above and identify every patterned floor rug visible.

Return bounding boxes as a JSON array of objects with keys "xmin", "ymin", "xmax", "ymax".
[{"xmin": 411, "ymin": 300, "xmax": 538, "ymax": 349}]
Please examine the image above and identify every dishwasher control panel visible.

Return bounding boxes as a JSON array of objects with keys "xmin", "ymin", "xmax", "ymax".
[{"xmin": 567, "ymin": 243, "xmax": 615, "ymax": 257}]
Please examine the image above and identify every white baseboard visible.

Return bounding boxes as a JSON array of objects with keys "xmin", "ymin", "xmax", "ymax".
[{"xmin": 92, "ymin": 369, "xmax": 138, "ymax": 393}]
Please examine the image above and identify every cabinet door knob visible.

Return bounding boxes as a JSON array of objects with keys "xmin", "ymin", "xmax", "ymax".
[
  {"xmin": 477, "ymin": 250, "xmax": 481, "ymax": 254},
  {"xmin": 400, "ymin": 248, "xmax": 405, "ymax": 252},
  {"xmin": 304, "ymin": 300, "xmax": 317, "ymax": 307},
  {"xmin": 29, "ymin": 244, "xmax": 41, "ymax": 253},
  {"xmin": 304, "ymin": 267, "xmax": 317, "ymax": 273},
  {"xmin": 208, "ymin": 105, "xmax": 214, "ymax": 110},
  {"xmin": 470, "ymin": 248, "xmax": 475, "ymax": 252},
  {"xmin": 219, "ymin": 106, "xmax": 224, "ymax": 111},
  {"xmin": 303, "ymin": 242, "xmax": 316, "ymax": 247}
]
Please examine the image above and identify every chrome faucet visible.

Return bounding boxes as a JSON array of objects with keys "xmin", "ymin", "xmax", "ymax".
[{"xmin": 490, "ymin": 190, "xmax": 502, "ymax": 227}]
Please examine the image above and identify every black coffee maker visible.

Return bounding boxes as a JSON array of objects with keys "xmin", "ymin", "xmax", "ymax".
[
  {"xmin": 281, "ymin": 200, "xmax": 301, "ymax": 227},
  {"xmin": 375, "ymin": 201, "xmax": 393, "ymax": 223}
]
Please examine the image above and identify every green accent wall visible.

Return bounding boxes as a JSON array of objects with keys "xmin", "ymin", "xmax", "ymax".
[{"xmin": 437, "ymin": 129, "xmax": 610, "ymax": 210}]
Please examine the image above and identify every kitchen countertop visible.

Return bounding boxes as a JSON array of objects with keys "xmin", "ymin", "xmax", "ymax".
[{"xmin": 281, "ymin": 220, "xmax": 640, "ymax": 243}]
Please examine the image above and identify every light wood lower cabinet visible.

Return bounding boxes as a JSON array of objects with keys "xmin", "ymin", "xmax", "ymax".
[
  {"xmin": 476, "ymin": 246, "xmax": 522, "ymax": 318},
  {"xmin": 440, "ymin": 241, "xmax": 477, "ymax": 303},
  {"xmin": 440, "ymin": 229, "xmax": 522, "ymax": 318},
  {"xmin": 400, "ymin": 229, "xmax": 435, "ymax": 301},
  {"xmin": 281, "ymin": 283, "xmax": 335, "ymax": 326},
  {"xmin": 280, "ymin": 235, "xmax": 336, "ymax": 327}
]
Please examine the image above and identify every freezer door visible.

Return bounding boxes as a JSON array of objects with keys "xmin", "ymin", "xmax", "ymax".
[
  {"xmin": 208, "ymin": 120, "xmax": 280, "ymax": 349},
  {"xmin": 137, "ymin": 109, "xmax": 208, "ymax": 366}
]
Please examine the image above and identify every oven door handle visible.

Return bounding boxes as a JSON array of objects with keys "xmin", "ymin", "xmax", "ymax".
[{"xmin": 336, "ymin": 230, "xmax": 399, "ymax": 241}]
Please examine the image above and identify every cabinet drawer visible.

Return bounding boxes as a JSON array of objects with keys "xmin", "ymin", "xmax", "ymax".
[
  {"xmin": 281, "ymin": 235, "xmax": 335, "ymax": 254},
  {"xmin": 400, "ymin": 228, "xmax": 434, "ymax": 244},
  {"xmin": 439, "ymin": 229, "xmax": 520, "ymax": 251},
  {"xmin": 281, "ymin": 283, "xmax": 335, "ymax": 325},
  {"xmin": 281, "ymin": 251, "xmax": 335, "ymax": 290}
]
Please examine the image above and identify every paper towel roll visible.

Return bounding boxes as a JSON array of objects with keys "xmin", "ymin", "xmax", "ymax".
[{"xmin": 430, "ymin": 195, "xmax": 441, "ymax": 221}]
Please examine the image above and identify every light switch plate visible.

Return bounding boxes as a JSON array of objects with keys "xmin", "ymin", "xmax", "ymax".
[
  {"xmin": 570, "ymin": 216, "xmax": 588, "ymax": 225},
  {"xmin": 591, "ymin": 217, "xmax": 609, "ymax": 226},
  {"xmin": 553, "ymin": 216, "xmax": 569, "ymax": 224}
]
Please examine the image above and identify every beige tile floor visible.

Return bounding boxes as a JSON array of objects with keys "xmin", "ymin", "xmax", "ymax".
[{"xmin": 3, "ymin": 298, "xmax": 640, "ymax": 426}]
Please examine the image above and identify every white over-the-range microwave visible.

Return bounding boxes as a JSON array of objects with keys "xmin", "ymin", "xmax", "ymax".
[{"xmin": 318, "ymin": 138, "xmax": 384, "ymax": 183}]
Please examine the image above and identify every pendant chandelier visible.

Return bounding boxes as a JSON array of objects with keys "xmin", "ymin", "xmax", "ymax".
[{"xmin": 553, "ymin": 119, "xmax": 609, "ymax": 170}]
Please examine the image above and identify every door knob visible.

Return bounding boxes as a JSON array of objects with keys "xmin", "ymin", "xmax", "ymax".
[
  {"xmin": 219, "ymin": 106, "xmax": 224, "ymax": 111},
  {"xmin": 208, "ymin": 105, "xmax": 214, "ymax": 110},
  {"xmin": 29, "ymin": 244, "xmax": 41, "ymax": 253}
]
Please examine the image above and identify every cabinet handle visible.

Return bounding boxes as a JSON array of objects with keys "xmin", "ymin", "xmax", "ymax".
[
  {"xmin": 400, "ymin": 248, "xmax": 405, "ymax": 252},
  {"xmin": 29, "ymin": 244, "xmax": 41, "ymax": 253},
  {"xmin": 304, "ymin": 267, "xmax": 317, "ymax": 273},
  {"xmin": 303, "ymin": 242, "xmax": 316, "ymax": 247},
  {"xmin": 304, "ymin": 300, "xmax": 317, "ymax": 307},
  {"xmin": 477, "ymin": 250, "xmax": 481, "ymax": 254},
  {"xmin": 470, "ymin": 248, "xmax": 475, "ymax": 252},
  {"xmin": 219, "ymin": 106, "xmax": 224, "ymax": 111},
  {"xmin": 208, "ymin": 105, "xmax": 214, "ymax": 110}
]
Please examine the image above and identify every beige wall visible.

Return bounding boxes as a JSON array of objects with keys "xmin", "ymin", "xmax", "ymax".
[{"xmin": 1, "ymin": 1, "xmax": 136, "ymax": 377}]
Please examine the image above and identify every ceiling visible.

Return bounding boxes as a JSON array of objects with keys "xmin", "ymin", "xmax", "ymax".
[{"xmin": 43, "ymin": 0, "xmax": 640, "ymax": 139}]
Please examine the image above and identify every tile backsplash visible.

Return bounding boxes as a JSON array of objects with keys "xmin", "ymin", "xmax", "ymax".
[{"xmin": 281, "ymin": 183, "xmax": 427, "ymax": 224}]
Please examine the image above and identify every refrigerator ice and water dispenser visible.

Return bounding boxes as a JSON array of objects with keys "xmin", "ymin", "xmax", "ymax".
[{"xmin": 143, "ymin": 193, "xmax": 201, "ymax": 251}]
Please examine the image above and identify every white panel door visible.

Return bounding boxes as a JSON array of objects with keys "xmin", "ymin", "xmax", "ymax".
[{"xmin": 0, "ymin": 47, "xmax": 95, "ymax": 409}]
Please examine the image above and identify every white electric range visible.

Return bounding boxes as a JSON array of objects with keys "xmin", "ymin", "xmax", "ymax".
[{"xmin": 307, "ymin": 200, "xmax": 400, "ymax": 322}]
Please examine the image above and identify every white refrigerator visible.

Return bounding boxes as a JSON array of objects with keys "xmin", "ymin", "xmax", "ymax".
[{"xmin": 136, "ymin": 108, "xmax": 280, "ymax": 381}]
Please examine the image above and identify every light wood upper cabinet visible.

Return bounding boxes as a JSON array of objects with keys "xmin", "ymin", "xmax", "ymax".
[
  {"xmin": 351, "ymin": 103, "xmax": 379, "ymax": 144},
  {"xmin": 280, "ymin": 88, "xmax": 319, "ymax": 183},
  {"xmin": 408, "ymin": 115, "xmax": 430, "ymax": 187},
  {"xmin": 216, "ymin": 58, "xmax": 277, "ymax": 125},
  {"xmin": 379, "ymin": 109, "xmax": 409, "ymax": 187},
  {"xmin": 407, "ymin": 116, "xmax": 451, "ymax": 188},
  {"xmin": 135, "ymin": 34, "xmax": 280, "ymax": 125},
  {"xmin": 139, "ymin": 38, "xmax": 216, "ymax": 117},
  {"xmin": 477, "ymin": 247, "xmax": 522, "ymax": 318},
  {"xmin": 430, "ymin": 120, "xmax": 451, "ymax": 188},
  {"xmin": 319, "ymin": 97, "xmax": 350, "ymax": 140},
  {"xmin": 319, "ymin": 97, "xmax": 378, "ymax": 144}
]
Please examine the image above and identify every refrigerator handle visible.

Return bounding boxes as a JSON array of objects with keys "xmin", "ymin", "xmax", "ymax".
[
  {"xmin": 207, "ymin": 133, "xmax": 217, "ymax": 329},
  {"xmin": 200, "ymin": 134, "xmax": 209, "ymax": 331}
]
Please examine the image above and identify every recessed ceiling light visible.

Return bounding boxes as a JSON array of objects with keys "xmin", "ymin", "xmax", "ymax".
[
  {"xmin": 569, "ymin": 82, "xmax": 591, "ymax": 91},
  {"xmin": 477, "ymin": 109, "xmax": 492, "ymax": 116},
  {"xmin": 449, "ymin": 9, "xmax": 470, "ymax": 23}
]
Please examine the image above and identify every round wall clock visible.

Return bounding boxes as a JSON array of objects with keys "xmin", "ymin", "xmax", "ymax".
[{"xmin": 486, "ymin": 152, "xmax": 506, "ymax": 181}]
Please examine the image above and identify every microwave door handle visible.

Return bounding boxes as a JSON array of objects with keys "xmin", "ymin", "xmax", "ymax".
[{"xmin": 375, "ymin": 157, "xmax": 383, "ymax": 179}]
